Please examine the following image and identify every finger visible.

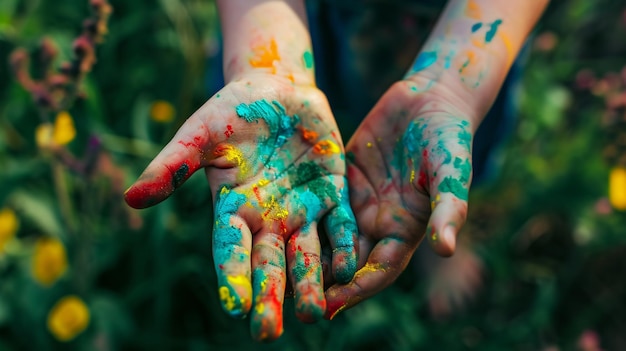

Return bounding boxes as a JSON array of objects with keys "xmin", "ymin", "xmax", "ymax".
[
  {"xmin": 124, "ymin": 114, "xmax": 211, "ymax": 208},
  {"xmin": 250, "ymin": 231, "xmax": 287, "ymax": 341},
  {"xmin": 324, "ymin": 237, "xmax": 418, "ymax": 320},
  {"xmin": 212, "ymin": 187, "xmax": 253, "ymax": 318},
  {"xmin": 287, "ymin": 225, "xmax": 325, "ymax": 323},
  {"xmin": 426, "ymin": 155, "xmax": 471, "ymax": 257},
  {"xmin": 323, "ymin": 183, "xmax": 358, "ymax": 284}
]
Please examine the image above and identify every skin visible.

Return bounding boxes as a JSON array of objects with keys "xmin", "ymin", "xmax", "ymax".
[
  {"xmin": 125, "ymin": 0, "xmax": 358, "ymax": 341},
  {"xmin": 324, "ymin": 0, "xmax": 550, "ymax": 318}
]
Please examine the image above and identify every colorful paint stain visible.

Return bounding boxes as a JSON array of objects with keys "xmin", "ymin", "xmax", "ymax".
[
  {"xmin": 485, "ymin": 19, "xmax": 503, "ymax": 43},
  {"xmin": 298, "ymin": 190, "xmax": 323, "ymax": 230},
  {"xmin": 453, "ymin": 157, "xmax": 472, "ymax": 183},
  {"xmin": 251, "ymin": 268, "xmax": 284, "ymax": 340},
  {"xmin": 249, "ymin": 38, "xmax": 280, "ymax": 73},
  {"xmin": 438, "ymin": 177, "xmax": 468, "ymax": 201},
  {"xmin": 465, "ymin": 0, "xmax": 482, "ymax": 19},
  {"xmin": 459, "ymin": 50, "xmax": 476, "ymax": 74},
  {"xmin": 431, "ymin": 193, "xmax": 441, "ymax": 211},
  {"xmin": 260, "ymin": 195, "xmax": 289, "ymax": 233},
  {"xmin": 172, "ymin": 163, "xmax": 189, "ymax": 188},
  {"xmin": 214, "ymin": 144, "xmax": 249, "ymax": 178},
  {"xmin": 471, "ymin": 22, "xmax": 482, "ymax": 33},
  {"xmin": 302, "ymin": 50, "xmax": 314, "ymax": 70},
  {"xmin": 288, "ymin": 161, "xmax": 330, "ymax": 186},
  {"xmin": 427, "ymin": 226, "xmax": 438, "ymax": 242},
  {"xmin": 354, "ymin": 262, "xmax": 387, "ymax": 280},
  {"xmin": 313, "ymin": 140, "xmax": 340, "ymax": 155},
  {"xmin": 235, "ymin": 99, "xmax": 299, "ymax": 148},
  {"xmin": 224, "ymin": 125, "xmax": 234, "ymax": 138},
  {"xmin": 411, "ymin": 51, "xmax": 437, "ymax": 73},
  {"xmin": 299, "ymin": 127, "xmax": 318, "ymax": 143}
]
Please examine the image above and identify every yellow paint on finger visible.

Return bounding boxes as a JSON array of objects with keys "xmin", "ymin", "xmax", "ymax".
[
  {"xmin": 354, "ymin": 262, "xmax": 387, "ymax": 279},
  {"xmin": 431, "ymin": 194, "xmax": 441, "ymax": 211},
  {"xmin": 219, "ymin": 286, "xmax": 237, "ymax": 311},
  {"xmin": 255, "ymin": 302, "xmax": 265, "ymax": 315},
  {"xmin": 410, "ymin": 169, "xmax": 416, "ymax": 183}
]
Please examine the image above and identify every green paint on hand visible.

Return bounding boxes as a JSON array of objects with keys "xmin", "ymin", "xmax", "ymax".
[
  {"xmin": 453, "ymin": 157, "xmax": 472, "ymax": 184},
  {"xmin": 303, "ymin": 51, "xmax": 314, "ymax": 69},
  {"xmin": 458, "ymin": 127, "xmax": 472, "ymax": 151},
  {"xmin": 438, "ymin": 176, "xmax": 468, "ymax": 201},
  {"xmin": 288, "ymin": 161, "xmax": 330, "ymax": 186},
  {"xmin": 308, "ymin": 178, "xmax": 340, "ymax": 204}
]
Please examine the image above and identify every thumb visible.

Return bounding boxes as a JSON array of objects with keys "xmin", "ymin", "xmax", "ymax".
[
  {"xmin": 426, "ymin": 155, "xmax": 471, "ymax": 257},
  {"xmin": 125, "ymin": 115, "xmax": 212, "ymax": 209}
]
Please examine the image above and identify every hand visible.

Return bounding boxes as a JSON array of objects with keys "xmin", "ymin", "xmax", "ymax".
[
  {"xmin": 124, "ymin": 74, "xmax": 357, "ymax": 340},
  {"xmin": 324, "ymin": 78, "xmax": 474, "ymax": 318}
]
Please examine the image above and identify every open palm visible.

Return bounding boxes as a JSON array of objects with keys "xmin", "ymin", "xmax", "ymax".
[{"xmin": 124, "ymin": 74, "xmax": 357, "ymax": 340}]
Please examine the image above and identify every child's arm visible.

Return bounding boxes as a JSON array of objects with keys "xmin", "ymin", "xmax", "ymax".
[
  {"xmin": 404, "ymin": 0, "xmax": 549, "ymax": 126},
  {"xmin": 217, "ymin": 0, "xmax": 315, "ymax": 85},
  {"xmin": 324, "ymin": 0, "xmax": 549, "ymax": 319}
]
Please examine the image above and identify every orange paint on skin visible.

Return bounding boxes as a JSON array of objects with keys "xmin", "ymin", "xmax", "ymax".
[
  {"xmin": 465, "ymin": 0, "xmax": 482, "ymax": 20},
  {"xmin": 499, "ymin": 31, "xmax": 515, "ymax": 67},
  {"xmin": 313, "ymin": 140, "xmax": 340, "ymax": 155},
  {"xmin": 458, "ymin": 50, "xmax": 476, "ymax": 74},
  {"xmin": 299, "ymin": 127, "xmax": 318, "ymax": 143},
  {"xmin": 471, "ymin": 38, "xmax": 486, "ymax": 49},
  {"xmin": 249, "ymin": 38, "xmax": 280, "ymax": 73}
]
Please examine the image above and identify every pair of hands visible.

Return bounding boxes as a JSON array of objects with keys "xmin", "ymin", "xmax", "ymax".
[{"xmin": 124, "ymin": 73, "xmax": 474, "ymax": 341}]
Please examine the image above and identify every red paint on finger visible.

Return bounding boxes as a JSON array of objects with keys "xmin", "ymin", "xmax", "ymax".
[{"xmin": 125, "ymin": 160, "xmax": 195, "ymax": 208}]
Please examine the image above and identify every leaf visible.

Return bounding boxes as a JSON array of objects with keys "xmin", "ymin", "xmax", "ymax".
[{"xmin": 8, "ymin": 189, "xmax": 64, "ymax": 239}]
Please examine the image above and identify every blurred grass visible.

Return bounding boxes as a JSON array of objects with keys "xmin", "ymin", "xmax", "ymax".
[{"xmin": 1, "ymin": 0, "xmax": 626, "ymax": 350}]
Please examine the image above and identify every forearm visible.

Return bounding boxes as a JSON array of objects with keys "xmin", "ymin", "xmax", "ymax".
[
  {"xmin": 217, "ymin": 0, "xmax": 315, "ymax": 85},
  {"xmin": 406, "ymin": 0, "xmax": 549, "ymax": 127}
]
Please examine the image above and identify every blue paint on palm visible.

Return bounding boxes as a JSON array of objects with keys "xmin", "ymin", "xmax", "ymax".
[{"xmin": 235, "ymin": 99, "xmax": 299, "ymax": 148}]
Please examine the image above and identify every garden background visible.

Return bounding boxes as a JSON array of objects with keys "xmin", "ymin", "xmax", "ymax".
[{"xmin": 1, "ymin": 0, "xmax": 626, "ymax": 350}]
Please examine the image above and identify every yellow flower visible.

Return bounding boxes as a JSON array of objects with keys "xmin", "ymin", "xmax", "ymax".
[
  {"xmin": 35, "ymin": 112, "xmax": 76, "ymax": 149},
  {"xmin": 150, "ymin": 100, "xmax": 175, "ymax": 123},
  {"xmin": 32, "ymin": 237, "xmax": 68, "ymax": 286},
  {"xmin": 35, "ymin": 123, "xmax": 54, "ymax": 149},
  {"xmin": 53, "ymin": 111, "xmax": 76, "ymax": 145},
  {"xmin": 609, "ymin": 167, "xmax": 626, "ymax": 210},
  {"xmin": 47, "ymin": 296, "xmax": 90, "ymax": 342},
  {"xmin": 0, "ymin": 208, "xmax": 18, "ymax": 252}
]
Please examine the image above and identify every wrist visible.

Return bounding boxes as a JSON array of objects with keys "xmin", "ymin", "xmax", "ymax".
[
  {"xmin": 218, "ymin": 0, "xmax": 316, "ymax": 86},
  {"xmin": 402, "ymin": 74, "xmax": 484, "ymax": 130}
]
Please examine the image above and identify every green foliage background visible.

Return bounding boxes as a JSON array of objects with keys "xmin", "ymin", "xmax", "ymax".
[{"xmin": 1, "ymin": 0, "xmax": 626, "ymax": 350}]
